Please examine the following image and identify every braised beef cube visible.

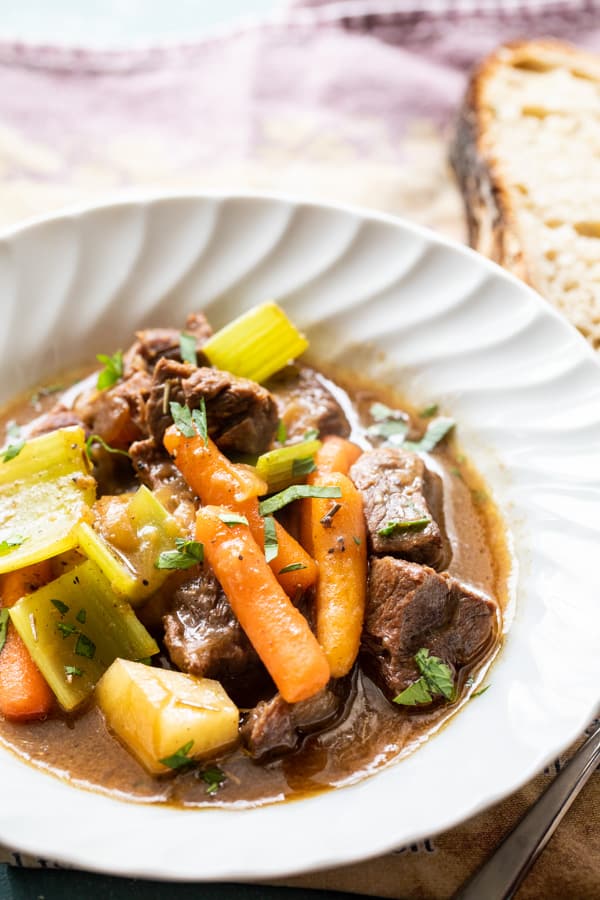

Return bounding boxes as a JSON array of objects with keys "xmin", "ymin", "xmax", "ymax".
[
  {"xmin": 350, "ymin": 446, "xmax": 451, "ymax": 570},
  {"xmin": 147, "ymin": 358, "xmax": 278, "ymax": 454},
  {"xmin": 241, "ymin": 687, "xmax": 347, "ymax": 760},
  {"xmin": 129, "ymin": 437, "xmax": 196, "ymax": 524},
  {"xmin": 27, "ymin": 407, "xmax": 87, "ymax": 438},
  {"xmin": 74, "ymin": 369, "xmax": 152, "ymax": 449},
  {"xmin": 267, "ymin": 365, "xmax": 350, "ymax": 441},
  {"xmin": 362, "ymin": 557, "xmax": 498, "ymax": 702},
  {"xmin": 123, "ymin": 311, "xmax": 213, "ymax": 375},
  {"xmin": 163, "ymin": 567, "xmax": 267, "ymax": 705}
]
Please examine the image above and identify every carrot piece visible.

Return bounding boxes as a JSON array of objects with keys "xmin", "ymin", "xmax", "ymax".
[
  {"xmin": 0, "ymin": 562, "xmax": 54, "ymax": 720},
  {"xmin": 195, "ymin": 506, "xmax": 330, "ymax": 703},
  {"xmin": 301, "ymin": 472, "xmax": 367, "ymax": 678},
  {"xmin": 164, "ymin": 425, "xmax": 317, "ymax": 595},
  {"xmin": 312, "ymin": 435, "xmax": 362, "ymax": 476},
  {"xmin": 163, "ymin": 426, "xmax": 267, "ymax": 504}
]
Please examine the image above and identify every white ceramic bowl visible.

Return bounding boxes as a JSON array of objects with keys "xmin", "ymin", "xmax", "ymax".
[{"xmin": 1, "ymin": 192, "xmax": 599, "ymax": 880}]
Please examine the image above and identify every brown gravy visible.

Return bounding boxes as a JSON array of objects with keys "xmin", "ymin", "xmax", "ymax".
[{"xmin": 0, "ymin": 366, "xmax": 511, "ymax": 808}]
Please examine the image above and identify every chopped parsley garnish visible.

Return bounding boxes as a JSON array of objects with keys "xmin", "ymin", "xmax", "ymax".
[
  {"xmin": 155, "ymin": 538, "xmax": 204, "ymax": 570},
  {"xmin": 51, "ymin": 599, "xmax": 70, "ymax": 616},
  {"xmin": 472, "ymin": 685, "xmax": 491, "ymax": 698},
  {"xmin": 292, "ymin": 456, "xmax": 317, "ymax": 477},
  {"xmin": 279, "ymin": 562, "xmax": 307, "ymax": 574},
  {"xmin": 276, "ymin": 420, "xmax": 288, "ymax": 444},
  {"xmin": 56, "ymin": 622, "xmax": 78, "ymax": 639},
  {"xmin": 170, "ymin": 400, "xmax": 208, "ymax": 444},
  {"xmin": 96, "ymin": 350, "xmax": 124, "ymax": 391},
  {"xmin": 370, "ymin": 402, "xmax": 406, "ymax": 422},
  {"xmin": 263, "ymin": 515, "xmax": 278, "ymax": 563},
  {"xmin": 419, "ymin": 404, "xmax": 439, "ymax": 418},
  {"xmin": 303, "ymin": 428, "xmax": 319, "ymax": 441},
  {"xmin": 217, "ymin": 513, "xmax": 249, "ymax": 527},
  {"xmin": 0, "ymin": 609, "xmax": 9, "ymax": 654},
  {"xmin": 2, "ymin": 423, "xmax": 25, "ymax": 462},
  {"xmin": 64, "ymin": 665, "xmax": 84, "ymax": 678},
  {"xmin": 320, "ymin": 502, "xmax": 341, "ymax": 528},
  {"xmin": 75, "ymin": 633, "xmax": 96, "ymax": 659},
  {"xmin": 393, "ymin": 648, "xmax": 455, "ymax": 706},
  {"xmin": 179, "ymin": 332, "xmax": 198, "ymax": 366},
  {"xmin": 85, "ymin": 433, "xmax": 131, "ymax": 461},
  {"xmin": 353, "ymin": 535, "xmax": 362, "ymax": 546},
  {"xmin": 404, "ymin": 417, "xmax": 455, "ymax": 453},
  {"xmin": 76, "ymin": 608, "xmax": 87, "ymax": 625},
  {"xmin": 367, "ymin": 420, "xmax": 409, "ymax": 442},
  {"xmin": 0, "ymin": 535, "xmax": 25, "ymax": 555},
  {"xmin": 259, "ymin": 484, "xmax": 342, "ymax": 516},
  {"xmin": 378, "ymin": 517, "xmax": 430, "ymax": 537},
  {"xmin": 160, "ymin": 740, "xmax": 195, "ymax": 770},
  {"xmin": 200, "ymin": 764, "xmax": 226, "ymax": 795}
]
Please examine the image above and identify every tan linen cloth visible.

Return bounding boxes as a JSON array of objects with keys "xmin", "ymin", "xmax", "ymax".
[{"xmin": 0, "ymin": 34, "xmax": 597, "ymax": 897}]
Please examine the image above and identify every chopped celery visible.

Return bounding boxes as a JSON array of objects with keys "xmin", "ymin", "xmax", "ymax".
[
  {"xmin": 0, "ymin": 427, "xmax": 95, "ymax": 574},
  {"xmin": 202, "ymin": 302, "xmax": 309, "ymax": 383},
  {"xmin": 76, "ymin": 486, "xmax": 182, "ymax": 605},
  {"xmin": 9, "ymin": 559, "xmax": 159, "ymax": 711},
  {"xmin": 255, "ymin": 439, "xmax": 322, "ymax": 492}
]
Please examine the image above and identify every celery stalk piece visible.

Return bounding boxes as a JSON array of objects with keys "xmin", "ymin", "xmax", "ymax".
[
  {"xmin": 76, "ymin": 486, "xmax": 182, "ymax": 606},
  {"xmin": 0, "ymin": 427, "xmax": 95, "ymax": 574},
  {"xmin": 9, "ymin": 558, "xmax": 159, "ymax": 711},
  {"xmin": 201, "ymin": 302, "xmax": 309, "ymax": 383},
  {"xmin": 255, "ymin": 439, "xmax": 322, "ymax": 492}
]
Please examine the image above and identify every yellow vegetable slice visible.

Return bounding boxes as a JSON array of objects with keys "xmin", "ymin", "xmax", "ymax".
[
  {"xmin": 76, "ymin": 486, "xmax": 182, "ymax": 605},
  {"xmin": 9, "ymin": 559, "xmax": 158, "ymax": 711},
  {"xmin": 255, "ymin": 438, "xmax": 321, "ymax": 492},
  {"xmin": 0, "ymin": 427, "xmax": 95, "ymax": 574},
  {"xmin": 96, "ymin": 659, "xmax": 239, "ymax": 775}
]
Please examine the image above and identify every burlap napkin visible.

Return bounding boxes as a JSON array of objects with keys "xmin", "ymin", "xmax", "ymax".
[{"xmin": 0, "ymin": 3, "xmax": 598, "ymax": 896}]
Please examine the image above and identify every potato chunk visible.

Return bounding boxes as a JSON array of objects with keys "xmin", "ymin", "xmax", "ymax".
[{"xmin": 96, "ymin": 659, "xmax": 239, "ymax": 774}]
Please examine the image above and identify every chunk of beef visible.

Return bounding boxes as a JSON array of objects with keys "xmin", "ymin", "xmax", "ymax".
[
  {"xmin": 129, "ymin": 437, "xmax": 196, "ymax": 526},
  {"xmin": 163, "ymin": 566, "xmax": 267, "ymax": 704},
  {"xmin": 123, "ymin": 311, "xmax": 213, "ymax": 376},
  {"xmin": 74, "ymin": 369, "xmax": 153, "ymax": 449},
  {"xmin": 350, "ymin": 446, "xmax": 451, "ymax": 570},
  {"xmin": 241, "ymin": 685, "xmax": 348, "ymax": 760},
  {"xmin": 266, "ymin": 365, "xmax": 350, "ymax": 441},
  {"xmin": 147, "ymin": 358, "xmax": 278, "ymax": 454},
  {"xmin": 362, "ymin": 557, "xmax": 498, "ymax": 702},
  {"xmin": 27, "ymin": 407, "xmax": 87, "ymax": 438}
]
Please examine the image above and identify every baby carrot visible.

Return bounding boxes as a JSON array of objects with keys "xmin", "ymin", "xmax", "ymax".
[
  {"xmin": 0, "ymin": 562, "xmax": 54, "ymax": 720},
  {"xmin": 301, "ymin": 472, "xmax": 367, "ymax": 677},
  {"xmin": 196, "ymin": 506, "xmax": 330, "ymax": 703},
  {"xmin": 311, "ymin": 435, "xmax": 362, "ymax": 476}
]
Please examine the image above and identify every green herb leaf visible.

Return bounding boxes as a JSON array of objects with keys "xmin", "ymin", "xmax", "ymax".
[
  {"xmin": 367, "ymin": 420, "xmax": 409, "ymax": 442},
  {"xmin": 0, "ymin": 609, "xmax": 9, "ymax": 655},
  {"xmin": 291, "ymin": 456, "xmax": 317, "ymax": 477},
  {"xmin": 96, "ymin": 351, "xmax": 124, "ymax": 391},
  {"xmin": 393, "ymin": 679, "xmax": 433, "ymax": 706},
  {"xmin": 2, "ymin": 425, "xmax": 25, "ymax": 462},
  {"xmin": 259, "ymin": 484, "xmax": 342, "ymax": 516},
  {"xmin": 419, "ymin": 404, "xmax": 439, "ymax": 418},
  {"xmin": 263, "ymin": 515, "xmax": 278, "ymax": 563},
  {"xmin": 75, "ymin": 633, "xmax": 96, "ymax": 660},
  {"xmin": 303, "ymin": 428, "xmax": 319, "ymax": 441},
  {"xmin": 170, "ymin": 401, "xmax": 208, "ymax": 444},
  {"xmin": 155, "ymin": 538, "xmax": 204, "ymax": 570},
  {"xmin": 472, "ymin": 685, "xmax": 491, "ymax": 698},
  {"xmin": 279, "ymin": 562, "xmax": 307, "ymax": 574},
  {"xmin": 370, "ymin": 402, "xmax": 406, "ymax": 423},
  {"xmin": 377, "ymin": 517, "xmax": 430, "ymax": 537},
  {"xmin": 0, "ymin": 535, "xmax": 26, "ymax": 555},
  {"xmin": 192, "ymin": 399, "xmax": 208, "ymax": 446},
  {"xmin": 160, "ymin": 739, "xmax": 195, "ymax": 770},
  {"xmin": 56, "ymin": 622, "xmax": 78, "ymax": 639},
  {"xmin": 353, "ymin": 535, "xmax": 362, "ymax": 546},
  {"xmin": 404, "ymin": 417, "xmax": 455, "ymax": 453},
  {"xmin": 76, "ymin": 608, "xmax": 87, "ymax": 625},
  {"xmin": 64, "ymin": 665, "xmax": 84, "ymax": 678},
  {"xmin": 415, "ymin": 648, "xmax": 455, "ymax": 700},
  {"xmin": 218, "ymin": 513, "xmax": 249, "ymax": 527},
  {"xmin": 200, "ymin": 764, "xmax": 226, "ymax": 794},
  {"xmin": 85, "ymin": 434, "xmax": 131, "ymax": 461},
  {"xmin": 51, "ymin": 599, "xmax": 70, "ymax": 616},
  {"xmin": 179, "ymin": 332, "xmax": 198, "ymax": 366},
  {"xmin": 276, "ymin": 420, "xmax": 288, "ymax": 444}
]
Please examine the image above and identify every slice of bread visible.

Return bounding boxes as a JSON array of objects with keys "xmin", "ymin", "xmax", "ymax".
[{"xmin": 450, "ymin": 39, "xmax": 600, "ymax": 349}]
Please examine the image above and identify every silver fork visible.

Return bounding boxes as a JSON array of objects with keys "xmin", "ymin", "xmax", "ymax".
[{"xmin": 453, "ymin": 720, "xmax": 600, "ymax": 900}]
